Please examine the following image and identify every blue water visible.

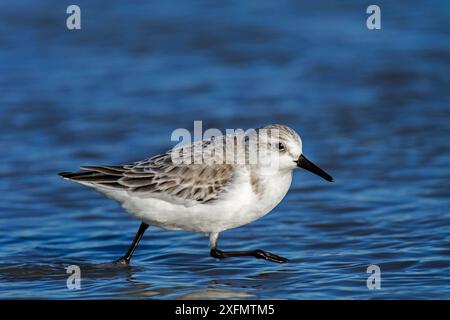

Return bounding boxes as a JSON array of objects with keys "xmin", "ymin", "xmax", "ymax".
[{"xmin": 1, "ymin": 0, "xmax": 449, "ymax": 299}]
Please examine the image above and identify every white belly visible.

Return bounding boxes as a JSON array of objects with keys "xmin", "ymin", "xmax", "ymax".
[{"xmin": 101, "ymin": 170, "xmax": 293, "ymax": 234}]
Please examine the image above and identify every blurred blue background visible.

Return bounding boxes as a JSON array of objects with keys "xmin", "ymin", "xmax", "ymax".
[{"xmin": 0, "ymin": 0, "xmax": 449, "ymax": 299}]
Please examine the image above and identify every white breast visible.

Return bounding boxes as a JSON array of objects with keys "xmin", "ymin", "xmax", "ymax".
[{"xmin": 237, "ymin": 170, "xmax": 293, "ymax": 226}]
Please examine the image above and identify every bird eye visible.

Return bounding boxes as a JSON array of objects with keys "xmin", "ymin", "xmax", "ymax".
[{"xmin": 278, "ymin": 143, "xmax": 286, "ymax": 151}]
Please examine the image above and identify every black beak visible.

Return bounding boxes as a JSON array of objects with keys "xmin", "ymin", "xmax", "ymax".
[{"xmin": 296, "ymin": 154, "xmax": 334, "ymax": 182}]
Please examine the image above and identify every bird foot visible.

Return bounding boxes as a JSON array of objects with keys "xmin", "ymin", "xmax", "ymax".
[
  {"xmin": 114, "ymin": 257, "xmax": 130, "ymax": 265},
  {"xmin": 254, "ymin": 249, "xmax": 288, "ymax": 263},
  {"xmin": 210, "ymin": 248, "xmax": 288, "ymax": 263}
]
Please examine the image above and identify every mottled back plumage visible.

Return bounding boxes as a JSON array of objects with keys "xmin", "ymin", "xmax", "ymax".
[{"xmin": 60, "ymin": 145, "xmax": 235, "ymax": 205}]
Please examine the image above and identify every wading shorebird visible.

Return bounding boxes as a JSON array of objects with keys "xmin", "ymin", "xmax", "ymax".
[{"xmin": 59, "ymin": 124, "xmax": 333, "ymax": 264}]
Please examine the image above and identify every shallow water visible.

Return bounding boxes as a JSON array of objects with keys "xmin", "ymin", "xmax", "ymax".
[{"xmin": 0, "ymin": 0, "xmax": 449, "ymax": 299}]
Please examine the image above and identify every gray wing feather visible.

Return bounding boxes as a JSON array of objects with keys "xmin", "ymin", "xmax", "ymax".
[{"xmin": 60, "ymin": 148, "xmax": 234, "ymax": 205}]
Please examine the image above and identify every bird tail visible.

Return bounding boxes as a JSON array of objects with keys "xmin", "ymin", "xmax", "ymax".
[
  {"xmin": 59, "ymin": 170, "xmax": 104, "ymax": 181},
  {"xmin": 58, "ymin": 167, "xmax": 126, "ymax": 190}
]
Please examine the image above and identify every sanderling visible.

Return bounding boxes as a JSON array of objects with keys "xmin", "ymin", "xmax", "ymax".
[{"xmin": 59, "ymin": 124, "xmax": 333, "ymax": 264}]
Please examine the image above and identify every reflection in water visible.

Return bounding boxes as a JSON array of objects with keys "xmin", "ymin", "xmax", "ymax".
[{"xmin": 176, "ymin": 287, "xmax": 255, "ymax": 300}]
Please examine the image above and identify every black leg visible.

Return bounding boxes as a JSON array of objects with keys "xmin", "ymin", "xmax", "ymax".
[
  {"xmin": 115, "ymin": 222, "xmax": 149, "ymax": 265},
  {"xmin": 210, "ymin": 247, "xmax": 288, "ymax": 264}
]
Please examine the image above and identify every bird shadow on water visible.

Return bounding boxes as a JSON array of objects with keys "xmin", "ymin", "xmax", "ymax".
[
  {"xmin": 0, "ymin": 257, "xmax": 148, "ymax": 299},
  {"xmin": 133, "ymin": 252, "xmax": 296, "ymax": 299},
  {"xmin": 0, "ymin": 253, "xmax": 295, "ymax": 299}
]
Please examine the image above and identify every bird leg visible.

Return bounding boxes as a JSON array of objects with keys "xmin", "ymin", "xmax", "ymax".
[
  {"xmin": 209, "ymin": 233, "xmax": 288, "ymax": 263},
  {"xmin": 115, "ymin": 222, "xmax": 149, "ymax": 265}
]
